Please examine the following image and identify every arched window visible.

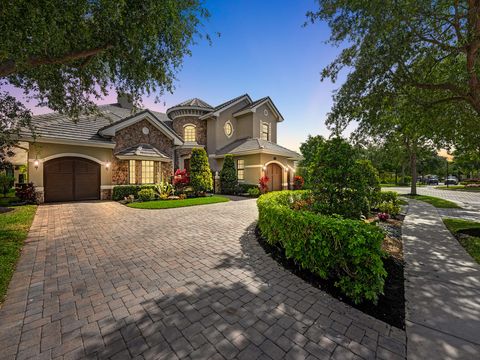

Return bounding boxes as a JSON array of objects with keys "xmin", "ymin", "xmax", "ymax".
[{"xmin": 184, "ymin": 125, "xmax": 196, "ymax": 142}]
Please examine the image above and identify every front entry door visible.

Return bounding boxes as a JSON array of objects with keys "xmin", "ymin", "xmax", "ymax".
[{"xmin": 266, "ymin": 163, "xmax": 282, "ymax": 191}]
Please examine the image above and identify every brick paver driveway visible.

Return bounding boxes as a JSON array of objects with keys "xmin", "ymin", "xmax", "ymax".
[{"xmin": 0, "ymin": 200, "xmax": 405, "ymax": 360}]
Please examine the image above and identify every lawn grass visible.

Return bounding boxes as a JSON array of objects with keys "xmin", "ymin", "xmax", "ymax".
[
  {"xmin": 443, "ymin": 218, "xmax": 480, "ymax": 264},
  {"xmin": 402, "ymin": 194, "xmax": 461, "ymax": 208},
  {"xmin": 380, "ymin": 183, "xmax": 425, "ymax": 188},
  {"xmin": 435, "ymin": 185, "xmax": 480, "ymax": 192},
  {"xmin": 127, "ymin": 195, "xmax": 230, "ymax": 209},
  {"xmin": 0, "ymin": 192, "xmax": 37, "ymax": 304}
]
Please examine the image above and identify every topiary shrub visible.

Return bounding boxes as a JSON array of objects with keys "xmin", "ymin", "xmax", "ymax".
[
  {"xmin": 137, "ymin": 188, "xmax": 155, "ymax": 202},
  {"xmin": 257, "ymin": 190, "xmax": 387, "ymax": 304},
  {"xmin": 190, "ymin": 148, "xmax": 213, "ymax": 195},
  {"xmin": 220, "ymin": 154, "xmax": 237, "ymax": 194}
]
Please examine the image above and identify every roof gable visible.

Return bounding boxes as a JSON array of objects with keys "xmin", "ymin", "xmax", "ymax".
[
  {"xmin": 232, "ymin": 96, "xmax": 284, "ymax": 121},
  {"xmin": 199, "ymin": 94, "xmax": 252, "ymax": 119},
  {"xmin": 98, "ymin": 110, "xmax": 183, "ymax": 145}
]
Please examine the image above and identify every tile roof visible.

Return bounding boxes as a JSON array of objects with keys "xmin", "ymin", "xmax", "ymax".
[
  {"xmin": 174, "ymin": 98, "xmax": 213, "ymax": 109},
  {"xmin": 216, "ymin": 138, "xmax": 301, "ymax": 159},
  {"xmin": 115, "ymin": 144, "xmax": 169, "ymax": 159},
  {"xmin": 213, "ymin": 94, "xmax": 252, "ymax": 112},
  {"xmin": 21, "ymin": 104, "xmax": 173, "ymax": 144}
]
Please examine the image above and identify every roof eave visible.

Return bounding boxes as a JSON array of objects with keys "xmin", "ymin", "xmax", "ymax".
[{"xmin": 19, "ymin": 136, "xmax": 116, "ymax": 149}]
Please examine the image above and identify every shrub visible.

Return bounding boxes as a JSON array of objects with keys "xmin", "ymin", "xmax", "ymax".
[
  {"xmin": 378, "ymin": 201, "xmax": 401, "ymax": 216},
  {"xmin": 173, "ymin": 169, "xmax": 190, "ymax": 193},
  {"xmin": 376, "ymin": 191, "xmax": 399, "ymax": 205},
  {"xmin": 112, "ymin": 185, "xmax": 156, "ymax": 201},
  {"xmin": 190, "ymin": 148, "xmax": 213, "ymax": 195},
  {"xmin": 137, "ymin": 188, "xmax": 155, "ymax": 201},
  {"xmin": 292, "ymin": 175, "xmax": 304, "ymax": 190},
  {"xmin": 0, "ymin": 173, "xmax": 14, "ymax": 196},
  {"xmin": 257, "ymin": 190, "xmax": 387, "ymax": 303},
  {"xmin": 378, "ymin": 213, "xmax": 389, "ymax": 221},
  {"xmin": 235, "ymin": 183, "xmax": 258, "ymax": 195},
  {"xmin": 220, "ymin": 154, "xmax": 237, "ymax": 194},
  {"xmin": 259, "ymin": 175, "xmax": 269, "ymax": 193},
  {"xmin": 156, "ymin": 181, "xmax": 174, "ymax": 197},
  {"xmin": 15, "ymin": 182, "xmax": 37, "ymax": 203},
  {"xmin": 247, "ymin": 187, "xmax": 260, "ymax": 197},
  {"xmin": 310, "ymin": 138, "xmax": 380, "ymax": 219}
]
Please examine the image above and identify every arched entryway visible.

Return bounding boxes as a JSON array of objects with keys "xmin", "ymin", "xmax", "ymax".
[
  {"xmin": 266, "ymin": 163, "xmax": 282, "ymax": 191},
  {"xmin": 44, "ymin": 157, "xmax": 100, "ymax": 202}
]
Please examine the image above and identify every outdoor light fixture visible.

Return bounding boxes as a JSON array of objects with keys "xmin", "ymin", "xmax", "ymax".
[
  {"xmin": 34, "ymin": 157, "xmax": 39, "ymax": 170},
  {"xmin": 263, "ymin": 165, "xmax": 266, "ymax": 171},
  {"xmin": 105, "ymin": 162, "xmax": 111, "ymax": 170}
]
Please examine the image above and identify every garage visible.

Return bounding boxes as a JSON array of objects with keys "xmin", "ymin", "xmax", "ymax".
[{"xmin": 44, "ymin": 157, "xmax": 100, "ymax": 202}]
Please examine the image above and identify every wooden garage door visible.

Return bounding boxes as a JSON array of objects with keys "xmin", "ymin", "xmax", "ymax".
[{"xmin": 44, "ymin": 157, "xmax": 100, "ymax": 202}]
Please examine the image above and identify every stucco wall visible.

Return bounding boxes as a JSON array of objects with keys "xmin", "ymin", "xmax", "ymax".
[
  {"xmin": 28, "ymin": 142, "xmax": 113, "ymax": 188},
  {"xmin": 214, "ymin": 153, "xmax": 295, "ymax": 187},
  {"xmin": 253, "ymin": 103, "xmax": 278, "ymax": 143},
  {"xmin": 214, "ymin": 99, "xmax": 251, "ymax": 151}
]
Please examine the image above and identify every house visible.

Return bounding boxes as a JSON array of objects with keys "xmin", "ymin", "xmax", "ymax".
[{"xmin": 17, "ymin": 93, "xmax": 301, "ymax": 202}]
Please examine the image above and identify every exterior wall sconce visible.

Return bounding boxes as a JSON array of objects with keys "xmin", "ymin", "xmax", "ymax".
[
  {"xmin": 105, "ymin": 162, "xmax": 111, "ymax": 170},
  {"xmin": 34, "ymin": 157, "xmax": 39, "ymax": 169},
  {"xmin": 262, "ymin": 165, "xmax": 266, "ymax": 171}
]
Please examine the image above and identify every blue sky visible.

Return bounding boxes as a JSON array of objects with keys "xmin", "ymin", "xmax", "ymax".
[{"xmin": 3, "ymin": 0, "xmax": 349, "ymax": 151}]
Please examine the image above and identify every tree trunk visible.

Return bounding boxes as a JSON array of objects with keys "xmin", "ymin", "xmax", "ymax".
[{"xmin": 410, "ymin": 150, "xmax": 418, "ymax": 195}]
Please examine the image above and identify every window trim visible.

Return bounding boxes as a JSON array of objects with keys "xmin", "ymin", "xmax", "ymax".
[
  {"xmin": 129, "ymin": 160, "xmax": 136, "ymax": 184},
  {"xmin": 237, "ymin": 159, "xmax": 245, "ymax": 181},
  {"xmin": 261, "ymin": 122, "xmax": 269, "ymax": 141},
  {"xmin": 141, "ymin": 160, "xmax": 155, "ymax": 184},
  {"xmin": 183, "ymin": 123, "xmax": 196, "ymax": 142}
]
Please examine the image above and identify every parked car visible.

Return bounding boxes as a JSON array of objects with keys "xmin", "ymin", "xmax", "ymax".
[
  {"xmin": 445, "ymin": 176, "xmax": 459, "ymax": 185},
  {"xmin": 424, "ymin": 175, "xmax": 439, "ymax": 185}
]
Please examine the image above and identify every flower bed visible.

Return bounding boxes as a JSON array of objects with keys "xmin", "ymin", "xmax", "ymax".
[{"xmin": 257, "ymin": 190, "xmax": 387, "ymax": 304}]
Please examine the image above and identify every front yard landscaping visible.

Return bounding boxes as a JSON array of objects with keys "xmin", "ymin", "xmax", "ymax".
[
  {"xmin": 256, "ymin": 139, "xmax": 406, "ymax": 329},
  {"xmin": 0, "ymin": 190, "xmax": 37, "ymax": 304},
  {"xmin": 127, "ymin": 195, "xmax": 229, "ymax": 209},
  {"xmin": 402, "ymin": 194, "xmax": 461, "ymax": 208},
  {"xmin": 443, "ymin": 218, "xmax": 480, "ymax": 263}
]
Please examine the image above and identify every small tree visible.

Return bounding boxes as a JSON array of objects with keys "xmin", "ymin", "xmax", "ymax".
[
  {"xmin": 190, "ymin": 148, "xmax": 212, "ymax": 195},
  {"xmin": 259, "ymin": 176, "xmax": 269, "ymax": 194},
  {"xmin": 310, "ymin": 137, "xmax": 380, "ymax": 219},
  {"xmin": 220, "ymin": 154, "xmax": 237, "ymax": 194}
]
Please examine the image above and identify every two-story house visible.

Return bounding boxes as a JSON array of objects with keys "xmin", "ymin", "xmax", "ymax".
[{"xmin": 18, "ymin": 93, "xmax": 300, "ymax": 202}]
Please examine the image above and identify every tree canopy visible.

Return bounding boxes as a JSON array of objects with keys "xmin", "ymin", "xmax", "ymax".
[
  {"xmin": 0, "ymin": 0, "xmax": 210, "ymax": 161},
  {"xmin": 308, "ymin": 0, "xmax": 480, "ymax": 115}
]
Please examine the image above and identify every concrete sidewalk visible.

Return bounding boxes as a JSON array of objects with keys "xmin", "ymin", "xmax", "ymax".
[{"xmin": 402, "ymin": 200, "xmax": 480, "ymax": 359}]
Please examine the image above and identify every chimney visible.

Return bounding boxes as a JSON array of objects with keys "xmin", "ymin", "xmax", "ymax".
[{"xmin": 117, "ymin": 92, "xmax": 134, "ymax": 109}]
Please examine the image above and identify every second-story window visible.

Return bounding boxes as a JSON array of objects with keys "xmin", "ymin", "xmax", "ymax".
[
  {"xmin": 261, "ymin": 122, "xmax": 269, "ymax": 141},
  {"xmin": 184, "ymin": 125, "xmax": 196, "ymax": 142}
]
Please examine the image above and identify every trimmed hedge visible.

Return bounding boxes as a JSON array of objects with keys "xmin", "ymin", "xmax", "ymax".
[
  {"xmin": 112, "ymin": 185, "xmax": 157, "ymax": 201},
  {"xmin": 257, "ymin": 190, "xmax": 387, "ymax": 303}
]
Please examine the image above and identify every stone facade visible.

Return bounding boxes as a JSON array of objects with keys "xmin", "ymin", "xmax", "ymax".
[
  {"xmin": 101, "ymin": 189, "xmax": 112, "ymax": 200},
  {"xmin": 112, "ymin": 118, "xmax": 175, "ymax": 184},
  {"xmin": 172, "ymin": 116, "xmax": 207, "ymax": 145},
  {"xmin": 112, "ymin": 159, "xmax": 129, "ymax": 185}
]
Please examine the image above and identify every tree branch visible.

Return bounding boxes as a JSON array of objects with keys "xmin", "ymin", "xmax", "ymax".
[{"xmin": 0, "ymin": 45, "xmax": 112, "ymax": 77}]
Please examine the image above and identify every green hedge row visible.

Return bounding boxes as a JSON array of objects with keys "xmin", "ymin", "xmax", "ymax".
[
  {"xmin": 257, "ymin": 190, "xmax": 387, "ymax": 303},
  {"xmin": 112, "ymin": 185, "xmax": 157, "ymax": 201}
]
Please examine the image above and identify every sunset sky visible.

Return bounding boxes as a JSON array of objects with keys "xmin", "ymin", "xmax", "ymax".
[{"xmin": 2, "ymin": 0, "xmax": 350, "ymax": 152}]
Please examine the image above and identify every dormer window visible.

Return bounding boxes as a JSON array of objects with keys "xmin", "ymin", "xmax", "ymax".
[
  {"xmin": 261, "ymin": 122, "xmax": 269, "ymax": 141},
  {"xmin": 184, "ymin": 124, "xmax": 196, "ymax": 142}
]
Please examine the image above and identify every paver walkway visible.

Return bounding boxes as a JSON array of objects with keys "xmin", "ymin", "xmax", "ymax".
[
  {"xmin": 402, "ymin": 200, "xmax": 480, "ymax": 360},
  {"xmin": 0, "ymin": 200, "xmax": 405, "ymax": 360}
]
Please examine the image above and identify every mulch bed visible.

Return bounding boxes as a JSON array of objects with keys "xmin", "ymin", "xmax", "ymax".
[
  {"xmin": 0, "ymin": 207, "xmax": 14, "ymax": 214},
  {"xmin": 255, "ymin": 224, "xmax": 405, "ymax": 329}
]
